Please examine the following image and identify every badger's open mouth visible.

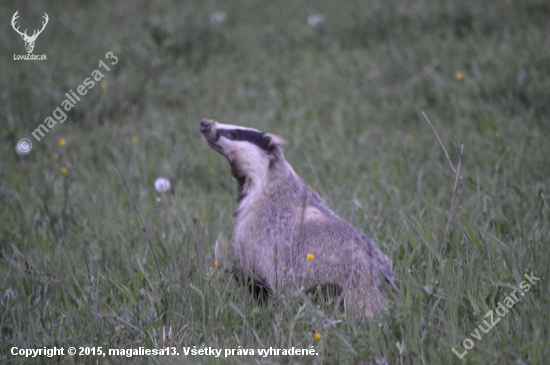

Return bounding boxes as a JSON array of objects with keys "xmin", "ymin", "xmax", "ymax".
[
  {"xmin": 206, "ymin": 139, "xmax": 224, "ymax": 154},
  {"xmin": 202, "ymin": 134, "xmax": 223, "ymax": 153}
]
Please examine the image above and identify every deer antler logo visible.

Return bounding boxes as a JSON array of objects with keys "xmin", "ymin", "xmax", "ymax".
[{"xmin": 11, "ymin": 10, "xmax": 49, "ymax": 54}]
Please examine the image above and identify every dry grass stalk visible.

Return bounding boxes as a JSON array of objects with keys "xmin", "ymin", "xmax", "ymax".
[{"xmin": 421, "ymin": 111, "xmax": 464, "ymax": 246}]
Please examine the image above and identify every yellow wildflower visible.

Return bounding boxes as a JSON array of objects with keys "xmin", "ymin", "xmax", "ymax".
[
  {"xmin": 455, "ymin": 71, "xmax": 464, "ymax": 80},
  {"xmin": 59, "ymin": 139, "xmax": 66, "ymax": 146},
  {"xmin": 307, "ymin": 253, "xmax": 314, "ymax": 261},
  {"xmin": 314, "ymin": 332, "xmax": 321, "ymax": 340},
  {"xmin": 214, "ymin": 260, "xmax": 219, "ymax": 267},
  {"xmin": 61, "ymin": 167, "xmax": 67, "ymax": 174}
]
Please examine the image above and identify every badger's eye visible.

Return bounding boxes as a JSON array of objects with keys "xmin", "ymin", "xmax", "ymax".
[{"xmin": 227, "ymin": 131, "xmax": 238, "ymax": 140}]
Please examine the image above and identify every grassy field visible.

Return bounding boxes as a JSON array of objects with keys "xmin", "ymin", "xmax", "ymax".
[{"xmin": 1, "ymin": 0, "xmax": 549, "ymax": 364}]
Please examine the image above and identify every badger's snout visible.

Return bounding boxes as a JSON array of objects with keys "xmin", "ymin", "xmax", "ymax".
[
  {"xmin": 200, "ymin": 119, "xmax": 218, "ymax": 145},
  {"xmin": 201, "ymin": 118, "xmax": 224, "ymax": 154},
  {"xmin": 200, "ymin": 119, "xmax": 214, "ymax": 134}
]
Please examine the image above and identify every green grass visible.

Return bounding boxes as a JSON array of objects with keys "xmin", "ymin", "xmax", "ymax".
[{"xmin": 1, "ymin": 0, "xmax": 549, "ymax": 363}]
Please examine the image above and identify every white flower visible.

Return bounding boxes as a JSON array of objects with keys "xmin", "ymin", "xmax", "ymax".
[
  {"xmin": 210, "ymin": 11, "xmax": 227, "ymax": 25},
  {"xmin": 154, "ymin": 177, "xmax": 171, "ymax": 193},
  {"xmin": 307, "ymin": 13, "xmax": 325, "ymax": 28}
]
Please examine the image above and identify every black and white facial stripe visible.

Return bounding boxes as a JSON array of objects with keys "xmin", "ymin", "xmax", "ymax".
[{"xmin": 217, "ymin": 128, "xmax": 273, "ymax": 152}]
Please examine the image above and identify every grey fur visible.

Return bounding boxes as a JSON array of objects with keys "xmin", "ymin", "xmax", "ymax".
[{"xmin": 200, "ymin": 119, "xmax": 394, "ymax": 317}]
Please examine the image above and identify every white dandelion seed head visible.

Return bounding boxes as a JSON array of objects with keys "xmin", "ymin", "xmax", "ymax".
[
  {"xmin": 154, "ymin": 177, "xmax": 171, "ymax": 193},
  {"xmin": 307, "ymin": 13, "xmax": 325, "ymax": 28},
  {"xmin": 210, "ymin": 11, "xmax": 227, "ymax": 25},
  {"xmin": 5, "ymin": 288, "xmax": 16, "ymax": 299}
]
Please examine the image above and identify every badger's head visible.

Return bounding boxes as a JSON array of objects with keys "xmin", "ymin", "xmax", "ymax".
[{"xmin": 200, "ymin": 119, "xmax": 284, "ymax": 193}]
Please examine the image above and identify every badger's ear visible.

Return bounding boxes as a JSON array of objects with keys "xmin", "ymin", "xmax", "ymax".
[
  {"xmin": 263, "ymin": 133, "xmax": 285, "ymax": 158},
  {"xmin": 266, "ymin": 133, "xmax": 286, "ymax": 147}
]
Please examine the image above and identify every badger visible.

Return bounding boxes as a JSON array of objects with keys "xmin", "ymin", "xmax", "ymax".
[{"xmin": 200, "ymin": 118, "xmax": 394, "ymax": 317}]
